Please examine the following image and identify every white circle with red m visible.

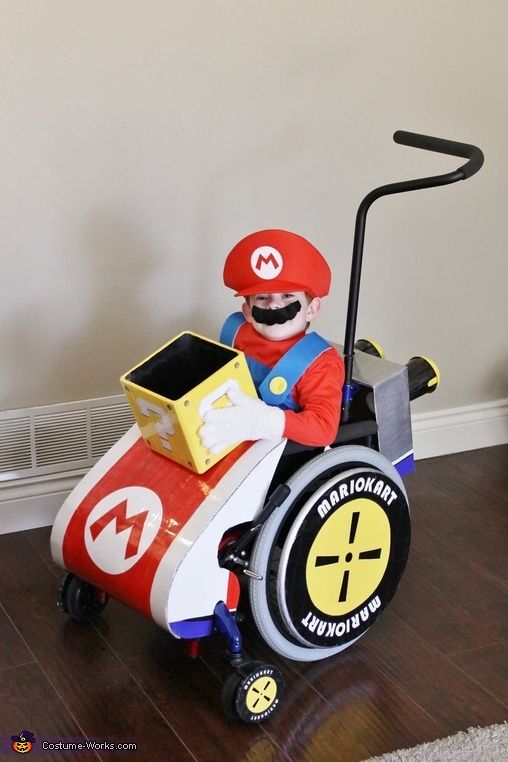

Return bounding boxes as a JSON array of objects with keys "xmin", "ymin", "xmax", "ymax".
[
  {"xmin": 250, "ymin": 246, "xmax": 283, "ymax": 280},
  {"xmin": 84, "ymin": 487, "xmax": 163, "ymax": 574}
]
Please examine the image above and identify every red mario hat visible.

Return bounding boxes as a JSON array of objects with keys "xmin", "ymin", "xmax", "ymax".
[{"xmin": 223, "ymin": 229, "xmax": 331, "ymax": 298}]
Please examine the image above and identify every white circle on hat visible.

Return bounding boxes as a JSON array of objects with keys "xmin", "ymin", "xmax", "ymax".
[{"xmin": 250, "ymin": 246, "xmax": 283, "ymax": 280}]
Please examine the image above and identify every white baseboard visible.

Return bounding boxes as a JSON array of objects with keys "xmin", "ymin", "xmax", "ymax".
[
  {"xmin": 1, "ymin": 399, "xmax": 507, "ymax": 535},
  {"xmin": 0, "ymin": 471, "xmax": 87, "ymax": 536},
  {"xmin": 411, "ymin": 398, "xmax": 508, "ymax": 460}
]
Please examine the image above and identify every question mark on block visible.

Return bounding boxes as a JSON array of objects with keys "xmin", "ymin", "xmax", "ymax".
[{"xmin": 135, "ymin": 398, "xmax": 175, "ymax": 451}]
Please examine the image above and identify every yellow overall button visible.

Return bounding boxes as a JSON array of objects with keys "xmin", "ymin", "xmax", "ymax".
[{"xmin": 269, "ymin": 376, "xmax": 288, "ymax": 396}]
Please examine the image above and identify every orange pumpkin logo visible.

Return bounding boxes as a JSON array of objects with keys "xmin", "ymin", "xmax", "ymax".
[{"xmin": 11, "ymin": 731, "xmax": 35, "ymax": 754}]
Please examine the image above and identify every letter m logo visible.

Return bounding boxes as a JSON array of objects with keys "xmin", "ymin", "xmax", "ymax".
[
  {"xmin": 250, "ymin": 246, "xmax": 283, "ymax": 280},
  {"xmin": 89, "ymin": 500, "xmax": 149, "ymax": 560},
  {"xmin": 84, "ymin": 487, "xmax": 163, "ymax": 574},
  {"xmin": 255, "ymin": 252, "xmax": 278, "ymax": 270}
]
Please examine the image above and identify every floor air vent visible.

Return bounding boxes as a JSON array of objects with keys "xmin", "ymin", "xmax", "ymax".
[{"xmin": 0, "ymin": 396, "xmax": 135, "ymax": 482}]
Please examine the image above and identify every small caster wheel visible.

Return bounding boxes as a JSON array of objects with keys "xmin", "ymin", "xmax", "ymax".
[
  {"xmin": 57, "ymin": 573, "xmax": 108, "ymax": 623},
  {"xmin": 222, "ymin": 662, "xmax": 284, "ymax": 724}
]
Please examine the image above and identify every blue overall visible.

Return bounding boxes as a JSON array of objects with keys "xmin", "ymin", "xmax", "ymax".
[{"xmin": 220, "ymin": 312, "xmax": 331, "ymax": 412}]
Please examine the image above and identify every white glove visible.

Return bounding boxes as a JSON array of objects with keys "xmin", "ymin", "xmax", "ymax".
[{"xmin": 199, "ymin": 386, "xmax": 285, "ymax": 455}]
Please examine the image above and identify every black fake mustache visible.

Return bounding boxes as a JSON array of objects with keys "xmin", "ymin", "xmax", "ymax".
[{"xmin": 251, "ymin": 300, "xmax": 302, "ymax": 326}]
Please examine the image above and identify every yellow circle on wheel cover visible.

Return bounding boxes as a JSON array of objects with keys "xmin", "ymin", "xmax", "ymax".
[
  {"xmin": 305, "ymin": 498, "xmax": 391, "ymax": 616},
  {"xmin": 245, "ymin": 676, "xmax": 278, "ymax": 714}
]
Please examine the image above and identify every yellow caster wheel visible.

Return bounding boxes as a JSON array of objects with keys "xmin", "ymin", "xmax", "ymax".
[{"xmin": 222, "ymin": 662, "xmax": 284, "ymax": 724}]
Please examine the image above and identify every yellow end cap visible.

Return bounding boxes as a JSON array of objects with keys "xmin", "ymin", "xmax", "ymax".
[{"xmin": 364, "ymin": 338, "xmax": 385, "ymax": 359}]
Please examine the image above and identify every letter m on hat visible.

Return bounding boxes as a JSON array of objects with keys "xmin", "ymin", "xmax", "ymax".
[{"xmin": 251, "ymin": 246, "xmax": 283, "ymax": 279}]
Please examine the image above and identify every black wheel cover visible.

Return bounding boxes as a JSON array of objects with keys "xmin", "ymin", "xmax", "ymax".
[{"xmin": 280, "ymin": 469, "xmax": 410, "ymax": 648}]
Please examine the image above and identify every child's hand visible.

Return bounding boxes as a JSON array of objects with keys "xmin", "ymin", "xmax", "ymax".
[{"xmin": 199, "ymin": 386, "xmax": 285, "ymax": 455}]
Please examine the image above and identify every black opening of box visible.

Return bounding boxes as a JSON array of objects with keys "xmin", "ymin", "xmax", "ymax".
[{"xmin": 126, "ymin": 333, "xmax": 238, "ymax": 400}]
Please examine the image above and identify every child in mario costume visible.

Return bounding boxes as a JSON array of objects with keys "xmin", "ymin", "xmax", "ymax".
[{"xmin": 199, "ymin": 229, "xmax": 344, "ymax": 454}]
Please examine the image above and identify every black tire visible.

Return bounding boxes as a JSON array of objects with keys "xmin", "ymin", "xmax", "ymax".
[
  {"xmin": 249, "ymin": 445, "xmax": 410, "ymax": 660},
  {"xmin": 222, "ymin": 663, "xmax": 284, "ymax": 724},
  {"xmin": 58, "ymin": 573, "xmax": 109, "ymax": 623},
  {"xmin": 221, "ymin": 673, "xmax": 243, "ymax": 723}
]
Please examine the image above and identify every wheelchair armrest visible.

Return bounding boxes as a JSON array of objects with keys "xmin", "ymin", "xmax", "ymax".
[
  {"xmin": 283, "ymin": 419, "xmax": 378, "ymax": 456},
  {"xmin": 334, "ymin": 419, "xmax": 378, "ymax": 444}
]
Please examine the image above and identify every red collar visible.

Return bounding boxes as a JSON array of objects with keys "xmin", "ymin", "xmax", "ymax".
[{"xmin": 237, "ymin": 323, "xmax": 306, "ymax": 366}]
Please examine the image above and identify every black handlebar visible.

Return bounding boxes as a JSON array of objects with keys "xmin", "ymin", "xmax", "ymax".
[
  {"xmin": 341, "ymin": 130, "xmax": 484, "ymax": 422},
  {"xmin": 393, "ymin": 130, "xmax": 484, "ymax": 179}
]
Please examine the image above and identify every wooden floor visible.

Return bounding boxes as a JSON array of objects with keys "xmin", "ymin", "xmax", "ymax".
[{"xmin": 1, "ymin": 445, "xmax": 506, "ymax": 761}]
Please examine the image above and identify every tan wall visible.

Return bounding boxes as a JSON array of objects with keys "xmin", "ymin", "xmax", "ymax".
[{"xmin": 1, "ymin": 1, "xmax": 506, "ymax": 413}]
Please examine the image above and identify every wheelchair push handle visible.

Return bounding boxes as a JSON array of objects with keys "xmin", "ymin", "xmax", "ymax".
[
  {"xmin": 341, "ymin": 129, "xmax": 484, "ymax": 423},
  {"xmin": 393, "ymin": 130, "xmax": 484, "ymax": 179}
]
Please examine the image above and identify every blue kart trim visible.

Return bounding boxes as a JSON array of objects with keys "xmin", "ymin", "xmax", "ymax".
[
  {"xmin": 169, "ymin": 603, "xmax": 243, "ymax": 651},
  {"xmin": 170, "ymin": 617, "xmax": 215, "ymax": 639},
  {"xmin": 394, "ymin": 451, "xmax": 415, "ymax": 477}
]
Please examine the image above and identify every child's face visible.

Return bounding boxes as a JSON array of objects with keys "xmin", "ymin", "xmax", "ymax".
[{"xmin": 242, "ymin": 291, "xmax": 320, "ymax": 341}]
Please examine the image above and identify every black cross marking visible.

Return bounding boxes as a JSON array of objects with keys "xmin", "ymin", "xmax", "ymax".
[
  {"xmin": 358, "ymin": 549, "xmax": 382, "ymax": 560},
  {"xmin": 314, "ymin": 510, "xmax": 383, "ymax": 603},
  {"xmin": 315, "ymin": 555, "xmax": 340, "ymax": 567},
  {"xmin": 250, "ymin": 680, "xmax": 274, "ymax": 709}
]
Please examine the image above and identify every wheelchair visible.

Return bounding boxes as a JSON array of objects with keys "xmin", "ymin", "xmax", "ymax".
[{"xmin": 51, "ymin": 131, "xmax": 483, "ymax": 723}]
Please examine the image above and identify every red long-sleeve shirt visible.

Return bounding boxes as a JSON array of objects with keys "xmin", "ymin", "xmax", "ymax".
[{"xmin": 233, "ymin": 323, "xmax": 344, "ymax": 447}]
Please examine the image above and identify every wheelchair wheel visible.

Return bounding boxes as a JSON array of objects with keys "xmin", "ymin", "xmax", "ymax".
[{"xmin": 249, "ymin": 445, "xmax": 410, "ymax": 661}]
